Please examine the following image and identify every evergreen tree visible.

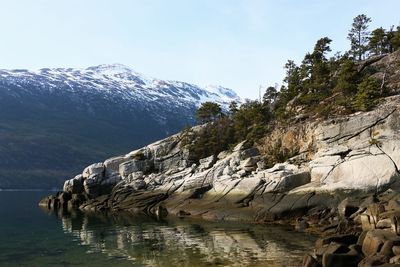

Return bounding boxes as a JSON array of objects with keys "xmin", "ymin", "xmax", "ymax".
[
  {"xmin": 233, "ymin": 100, "xmax": 271, "ymax": 142},
  {"xmin": 228, "ymin": 101, "xmax": 239, "ymax": 115},
  {"xmin": 310, "ymin": 37, "xmax": 332, "ymax": 91},
  {"xmin": 333, "ymin": 59, "xmax": 359, "ymax": 95},
  {"xmin": 297, "ymin": 37, "xmax": 332, "ymax": 106},
  {"xmin": 262, "ymin": 86, "xmax": 278, "ymax": 106},
  {"xmin": 388, "ymin": 25, "xmax": 400, "ymax": 51},
  {"xmin": 348, "ymin": 14, "xmax": 372, "ymax": 61},
  {"xmin": 369, "ymin": 27, "xmax": 387, "ymax": 55},
  {"xmin": 312, "ymin": 37, "xmax": 332, "ymax": 62},
  {"xmin": 353, "ymin": 77, "xmax": 380, "ymax": 111},
  {"xmin": 196, "ymin": 102, "xmax": 222, "ymax": 124},
  {"xmin": 283, "ymin": 60, "xmax": 302, "ymax": 98}
]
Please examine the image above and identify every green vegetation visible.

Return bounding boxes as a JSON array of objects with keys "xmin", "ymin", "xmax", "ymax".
[
  {"xmin": 196, "ymin": 101, "xmax": 223, "ymax": 123},
  {"xmin": 181, "ymin": 100, "xmax": 272, "ymax": 162},
  {"xmin": 181, "ymin": 14, "xmax": 400, "ymax": 163},
  {"xmin": 132, "ymin": 151, "xmax": 145, "ymax": 160},
  {"xmin": 353, "ymin": 76, "xmax": 381, "ymax": 111},
  {"xmin": 348, "ymin": 14, "xmax": 372, "ymax": 61}
]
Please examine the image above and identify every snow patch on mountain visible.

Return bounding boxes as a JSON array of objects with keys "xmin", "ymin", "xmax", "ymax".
[{"xmin": 0, "ymin": 64, "xmax": 241, "ymax": 109}]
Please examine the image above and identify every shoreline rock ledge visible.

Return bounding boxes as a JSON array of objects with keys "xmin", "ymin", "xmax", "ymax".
[{"xmin": 40, "ymin": 95, "xmax": 400, "ymax": 266}]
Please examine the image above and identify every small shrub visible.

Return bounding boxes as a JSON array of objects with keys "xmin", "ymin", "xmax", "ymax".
[
  {"xmin": 369, "ymin": 138, "xmax": 382, "ymax": 147},
  {"xmin": 132, "ymin": 151, "xmax": 145, "ymax": 160}
]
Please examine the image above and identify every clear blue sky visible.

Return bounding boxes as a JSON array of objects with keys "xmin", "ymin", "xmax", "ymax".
[{"xmin": 0, "ymin": 0, "xmax": 399, "ymax": 99}]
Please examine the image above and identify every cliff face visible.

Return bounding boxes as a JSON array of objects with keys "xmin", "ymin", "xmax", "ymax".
[
  {"xmin": 259, "ymin": 95, "xmax": 400, "ymax": 193},
  {"xmin": 40, "ymin": 93, "xmax": 400, "ymax": 223}
]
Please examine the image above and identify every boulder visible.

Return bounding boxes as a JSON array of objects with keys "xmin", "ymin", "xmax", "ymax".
[
  {"xmin": 127, "ymin": 171, "xmax": 144, "ymax": 181},
  {"xmin": 240, "ymin": 157, "xmax": 259, "ymax": 172},
  {"xmin": 82, "ymin": 163, "xmax": 104, "ymax": 179},
  {"xmin": 119, "ymin": 159, "xmax": 153, "ymax": 178},
  {"xmin": 393, "ymin": 246, "xmax": 400, "ymax": 256},
  {"xmin": 101, "ymin": 172, "xmax": 122, "ymax": 187},
  {"xmin": 359, "ymin": 254, "xmax": 391, "ymax": 267},
  {"xmin": 377, "ymin": 218, "xmax": 393, "ymax": 229},
  {"xmin": 322, "ymin": 249, "xmax": 360, "ymax": 267},
  {"xmin": 309, "ymin": 155, "xmax": 343, "ymax": 182},
  {"xmin": 275, "ymin": 171, "xmax": 310, "ymax": 192},
  {"xmin": 223, "ymin": 166, "xmax": 233, "ymax": 176},
  {"xmin": 256, "ymin": 160, "xmax": 266, "ymax": 171},
  {"xmin": 267, "ymin": 163, "xmax": 299, "ymax": 173},
  {"xmin": 130, "ymin": 179, "xmax": 147, "ymax": 190},
  {"xmin": 263, "ymin": 167, "xmax": 311, "ymax": 193},
  {"xmin": 156, "ymin": 154, "xmax": 184, "ymax": 172},
  {"xmin": 302, "ymin": 254, "xmax": 320, "ymax": 267},
  {"xmin": 239, "ymin": 147, "xmax": 260, "ymax": 160},
  {"xmin": 63, "ymin": 174, "xmax": 84, "ymax": 194},
  {"xmin": 198, "ymin": 155, "xmax": 217, "ymax": 170},
  {"xmin": 210, "ymin": 176, "xmax": 241, "ymax": 199},
  {"xmin": 390, "ymin": 255, "xmax": 400, "ymax": 264},
  {"xmin": 322, "ymin": 154, "xmax": 399, "ymax": 191},
  {"xmin": 362, "ymin": 230, "xmax": 400, "ymax": 257},
  {"xmin": 104, "ymin": 156, "xmax": 127, "ymax": 173},
  {"xmin": 83, "ymin": 173, "xmax": 104, "ymax": 196},
  {"xmin": 223, "ymin": 177, "xmax": 264, "ymax": 203},
  {"xmin": 232, "ymin": 141, "xmax": 251, "ymax": 152},
  {"xmin": 217, "ymin": 150, "xmax": 230, "ymax": 160},
  {"xmin": 147, "ymin": 137, "xmax": 178, "ymax": 160},
  {"xmin": 337, "ymin": 198, "xmax": 362, "ymax": 218}
]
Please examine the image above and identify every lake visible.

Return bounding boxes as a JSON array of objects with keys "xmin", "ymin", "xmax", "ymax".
[{"xmin": 0, "ymin": 191, "xmax": 317, "ymax": 266}]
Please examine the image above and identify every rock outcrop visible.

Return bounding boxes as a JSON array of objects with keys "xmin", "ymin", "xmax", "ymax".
[{"xmin": 40, "ymin": 94, "xmax": 400, "ymax": 224}]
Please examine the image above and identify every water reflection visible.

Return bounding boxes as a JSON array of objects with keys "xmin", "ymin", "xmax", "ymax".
[{"xmin": 46, "ymin": 209, "xmax": 315, "ymax": 267}]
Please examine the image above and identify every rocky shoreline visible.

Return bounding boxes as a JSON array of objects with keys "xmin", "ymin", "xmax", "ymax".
[{"xmin": 40, "ymin": 95, "xmax": 400, "ymax": 266}]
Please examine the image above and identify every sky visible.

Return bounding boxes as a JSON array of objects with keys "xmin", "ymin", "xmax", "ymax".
[{"xmin": 0, "ymin": 0, "xmax": 399, "ymax": 99}]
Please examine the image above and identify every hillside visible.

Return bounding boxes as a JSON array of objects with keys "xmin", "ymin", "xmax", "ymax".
[{"xmin": 0, "ymin": 64, "xmax": 240, "ymax": 189}]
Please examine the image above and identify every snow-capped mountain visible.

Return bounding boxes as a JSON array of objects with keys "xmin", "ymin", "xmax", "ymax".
[
  {"xmin": 0, "ymin": 64, "xmax": 241, "ymax": 189},
  {"xmin": 0, "ymin": 63, "xmax": 240, "ymax": 110}
]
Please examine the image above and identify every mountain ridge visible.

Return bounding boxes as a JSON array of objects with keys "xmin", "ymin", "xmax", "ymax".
[
  {"xmin": 0, "ymin": 63, "xmax": 240, "ymax": 108},
  {"xmin": 0, "ymin": 64, "xmax": 240, "ymax": 189}
]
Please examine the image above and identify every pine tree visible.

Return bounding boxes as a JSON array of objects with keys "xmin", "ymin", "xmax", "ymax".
[
  {"xmin": 333, "ymin": 59, "xmax": 359, "ymax": 95},
  {"xmin": 353, "ymin": 77, "xmax": 380, "ymax": 111},
  {"xmin": 388, "ymin": 25, "xmax": 400, "ymax": 51},
  {"xmin": 310, "ymin": 37, "xmax": 332, "ymax": 92},
  {"xmin": 262, "ymin": 86, "xmax": 278, "ymax": 105},
  {"xmin": 196, "ymin": 102, "xmax": 222, "ymax": 124},
  {"xmin": 348, "ymin": 14, "xmax": 372, "ymax": 61},
  {"xmin": 369, "ymin": 27, "xmax": 387, "ymax": 55},
  {"xmin": 283, "ymin": 60, "xmax": 302, "ymax": 98},
  {"xmin": 228, "ymin": 101, "xmax": 238, "ymax": 115}
]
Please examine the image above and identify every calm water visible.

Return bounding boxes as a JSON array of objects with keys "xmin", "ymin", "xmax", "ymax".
[{"xmin": 0, "ymin": 191, "xmax": 317, "ymax": 267}]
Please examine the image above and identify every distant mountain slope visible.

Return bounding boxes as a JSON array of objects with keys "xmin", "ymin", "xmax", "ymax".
[{"xmin": 0, "ymin": 64, "xmax": 240, "ymax": 189}]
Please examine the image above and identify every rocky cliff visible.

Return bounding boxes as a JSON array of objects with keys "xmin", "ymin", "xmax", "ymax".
[{"xmin": 40, "ymin": 93, "xmax": 400, "ymax": 219}]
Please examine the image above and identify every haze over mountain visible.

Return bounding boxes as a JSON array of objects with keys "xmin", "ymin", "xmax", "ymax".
[{"xmin": 0, "ymin": 64, "xmax": 240, "ymax": 189}]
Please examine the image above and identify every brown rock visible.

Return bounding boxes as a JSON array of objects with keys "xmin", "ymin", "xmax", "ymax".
[
  {"xmin": 392, "ymin": 245, "xmax": 400, "ymax": 256},
  {"xmin": 316, "ymin": 243, "xmax": 343, "ymax": 259},
  {"xmin": 390, "ymin": 255, "xmax": 400, "ymax": 264},
  {"xmin": 358, "ymin": 254, "xmax": 390, "ymax": 267},
  {"xmin": 302, "ymin": 254, "xmax": 320, "ymax": 267},
  {"xmin": 377, "ymin": 218, "xmax": 393, "ymax": 229},
  {"xmin": 358, "ymin": 231, "xmax": 368, "ymax": 246},
  {"xmin": 322, "ymin": 252, "xmax": 360, "ymax": 267},
  {"xmin": 362, "ymin": 230, "xmax": 400, "ymax": 257},
  {"xmin": 381, "ymin": 240, "xmax": 395, "ymax": 257}
]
